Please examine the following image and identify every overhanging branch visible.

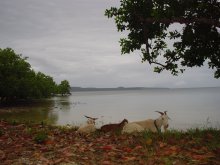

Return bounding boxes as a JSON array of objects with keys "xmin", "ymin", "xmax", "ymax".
[
  {"xmin": 139, "ymin": 17, "xmax": 220, "ymax": 27},
  {"xmin": 149, "ymin": 60, "xmax": 167, "ymax": 68}
]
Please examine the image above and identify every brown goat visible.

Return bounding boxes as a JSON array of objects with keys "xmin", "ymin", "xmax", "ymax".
[{"xmin": 100, "ymin": 119, "xmax": 128, "ymax": 133}]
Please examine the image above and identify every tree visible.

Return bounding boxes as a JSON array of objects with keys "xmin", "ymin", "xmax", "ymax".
[
  {"xmin": 0, "ymin": 48, "xmax": 69, "ymax": 103},
  {"xmin": 58, "ymin": 80, "xmax": 71, "ymax": 96},
  {"xmin": 105, "ymin": 0, "xmax": 220, "ymax": 78},
  {"xmin": 33, "ymin": 72, "xmax": 57, "ymax": 98},
  {"xmin": 0, "ymin": 48, "xmax": 33, "ymax": 101}
]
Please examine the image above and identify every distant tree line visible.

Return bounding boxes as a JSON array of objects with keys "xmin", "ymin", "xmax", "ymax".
[{"xmin": 0, "ymin": 48, "xmax": 71, "ymax": 103}]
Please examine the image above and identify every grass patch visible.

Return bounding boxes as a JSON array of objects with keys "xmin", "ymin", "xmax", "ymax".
[{"xmin": 34, "ymin": 131, "xmax": 48, "ymax": 144}]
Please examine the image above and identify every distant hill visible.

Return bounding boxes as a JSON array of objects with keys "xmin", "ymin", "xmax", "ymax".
[
  {"xmin": 71, "ymin": 86, "xmax": 220, "ymax": 92},
  {"xmin": 71, "ymin": 87, "xmax": 169, "ymax": 92}
]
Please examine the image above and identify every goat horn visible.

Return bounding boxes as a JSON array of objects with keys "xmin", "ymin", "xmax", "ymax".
[
  {"xmin": 164, "ymin": 111, "xmax": 167, "ymax": 115},
  {"xmin": 84, "ymin": 115, "xmax": 98, "ymax": 120},
  {"xmin": 155, "ymin": 111, "xmax": 164, "ymax": 115}
]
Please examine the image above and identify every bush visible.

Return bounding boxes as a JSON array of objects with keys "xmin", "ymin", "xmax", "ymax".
[{"xmin": 34, "ymin": 131, "xmax": 48, "ymax": 144}]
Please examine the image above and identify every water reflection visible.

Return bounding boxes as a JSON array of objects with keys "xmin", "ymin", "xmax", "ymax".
[
  {"xmin": 53, "ymin": 96, "xmax": 71, "ymax": 111},
  {"xmin": 49, "ymin": 96, "xmax": 88, "ymax": 126},
  {"xmin": 0, "ymin": 99, "xmax": 58, "ymax": 124}
]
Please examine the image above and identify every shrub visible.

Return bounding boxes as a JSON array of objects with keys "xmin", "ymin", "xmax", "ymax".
[{"xmin": 34, "ymin": 131, "xmax": 48, "ymax": 144}]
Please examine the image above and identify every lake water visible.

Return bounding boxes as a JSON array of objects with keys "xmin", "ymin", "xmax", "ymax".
[{"xmin": 1, "ymin": 88, "xmax": 220, "ymax": 130}]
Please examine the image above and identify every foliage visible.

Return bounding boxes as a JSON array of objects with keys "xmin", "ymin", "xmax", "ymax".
[
  {"xmin": 0, "ymin": 48, "xmax": 33, "ymax": 101},
  {"xmin": 105, "ymin": 0, "xmax": 220, "ymax": 78},
  {"xmin": 34, "ymin": 131, "xmax": 48, "ymax": 144},
  {"xmin": 0, "ymin": 48, "xmax": 71, "ymax": 103},
  {"xmin": 33, "ymin": 72, "xmax": 57, "ymax": 98},
  {"xmin": 57, "ymin": 80, "xmax": 71, "ymax": 95}
]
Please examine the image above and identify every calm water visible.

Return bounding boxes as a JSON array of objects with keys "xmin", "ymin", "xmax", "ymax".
[{"xmin": 1, "ymin": 88, "xmax": 220, "ymax": 130}]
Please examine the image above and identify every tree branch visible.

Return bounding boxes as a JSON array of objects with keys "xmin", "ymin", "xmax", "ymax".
[
  {"xmin": 139, "ymin": 17, "xmax": 220, "ymax": 27},
  {"xmin": 149, "ymin": 60, "xmax": 167, "ymax": 68}
]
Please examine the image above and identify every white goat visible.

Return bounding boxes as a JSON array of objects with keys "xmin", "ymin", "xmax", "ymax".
[
  {"xmin": 122, "ymin": 111, "xmax": 170, "ymax": 134},
  {"xmin": 77, "ymin": 116, "xmax": 98, "ymax": 134},
  {"xmin": 122, "ymin": 122, "xmax": 144, "ymax": 134}
]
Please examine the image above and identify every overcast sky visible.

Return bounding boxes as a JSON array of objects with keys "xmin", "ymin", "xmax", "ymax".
[{"xmin": 0, "ymin": 0, "xmax": 219, "ymax": 88}]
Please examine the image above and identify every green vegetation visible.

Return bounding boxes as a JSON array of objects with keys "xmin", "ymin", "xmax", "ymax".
[
  {"xmin": 34, "ymin": 131, "xmax": 48, "ymax": 144},
  {"xmin": 0, "ymin": 48, "xmax": 71, "ymax": 103},
  {"xmin": 57, "ymin": 80, "xmax": 71, "ymax": 96},
  {"xmin": 105, "ymin": 0, "xmax": 220, "ymax": 78},
  {"xmin": 0, "ymin": 120, "xmax": 219, "ymax": 164}
]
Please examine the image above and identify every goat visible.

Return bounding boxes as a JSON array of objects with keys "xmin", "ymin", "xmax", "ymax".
[
  {"xmin": 121, "ymin": 122, "xmax": 144, "ymax": 134},
  {"xmin": 77, "ymin": 115, "xmax": 98, "ymax": 134},
  {"xmin": 100, "ymin": 119, "xmax": 128, "ymax": 133},
  {"xmin": 122, "ymin": 111, "xmax": 170, "ymax": 134},
  {"xmin": 84, "ymin": 115, "xmax": 98, "ymax": 124}
]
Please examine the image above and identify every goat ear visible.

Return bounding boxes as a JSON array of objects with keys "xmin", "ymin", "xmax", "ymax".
[
  {"xmin": 84, "ymin": 115, "xmax": 90, "ymax": 119},
  {"xmin": 84, "ymin": 115, "xmax": 98, "ymax": 120},
  {"xmin": 155, "ymin": 111, "xmax": 164, "ymax": 115}
]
